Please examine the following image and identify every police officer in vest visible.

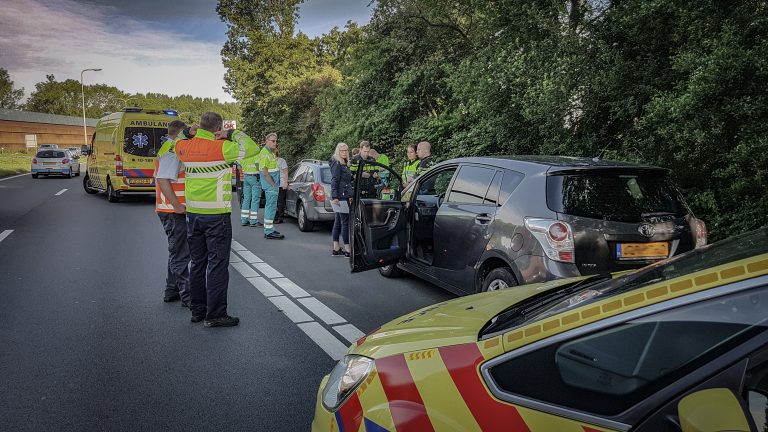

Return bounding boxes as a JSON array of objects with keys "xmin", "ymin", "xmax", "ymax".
[
  {"xmin": 259, "ymin": 133, "xmax": 284, "ymax": 239},
  {"xmin": 239, "ymin": 140, "xmax": 263, "ymax": 227},
  {"xmin": 154, "ymin": 120, "xmax": 190, "ymax": 307},
  {"xmin": 415, "ymin": 140, "xmax": 434, "ymax": 179},
  {"xmin": 350, "ymin": 140, "xmax": 377, "ymax": 197},
  {"xmin": 401, "ymin": 143, "xmax": 419, "ymax": 186},
  {"xmin": 174, "ymin": 112, "xmax": 259, "ymax": 327}
]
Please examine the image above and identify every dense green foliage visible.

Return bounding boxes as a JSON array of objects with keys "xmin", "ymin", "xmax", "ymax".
[
  {"xmin": 0, "ymin": 68, "xmax": 24, "ymax": 109},
  {"xmin": 8, "ymin": 73, "xmax": 239, "ymax": 126},
  {"xmin": 219, "ymin": 0, "xmax": 767, "ymax": 240}
]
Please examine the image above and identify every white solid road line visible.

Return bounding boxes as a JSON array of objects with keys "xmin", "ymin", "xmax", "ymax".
[
  {"xmin": 0, "ymin": 230, "xmax": 13, "ymax": 243},
  {"xmin": 54, "ymin": 188, "xmax": 68, "ymax": 196},
  {"xmin": 0, "ymin": 173, "xmax": 28, "ymax": 182},
  {"xmin": 230, "ymin": 241, "xmax": 365, "ymax": 360}
]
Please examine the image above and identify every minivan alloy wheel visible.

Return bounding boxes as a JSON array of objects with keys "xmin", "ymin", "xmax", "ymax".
[{"xmin": 481, "ymin": 267, "xmax": 517, "ymax": 292}]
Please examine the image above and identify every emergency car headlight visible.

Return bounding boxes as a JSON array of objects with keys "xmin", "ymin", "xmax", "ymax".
[{"xmin": 321, "ymin": 355, "xmax": 373, "ymax": 411}]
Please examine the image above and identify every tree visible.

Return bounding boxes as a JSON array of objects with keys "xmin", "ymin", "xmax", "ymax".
[{"xmin": 0, "ymin": 68, "xmax": 24, "ymax": 109}]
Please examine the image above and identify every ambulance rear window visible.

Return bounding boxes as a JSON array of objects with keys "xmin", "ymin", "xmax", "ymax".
[{"xmin": 123, "ymin": 127, "xmax": 168, "ymax": 157}]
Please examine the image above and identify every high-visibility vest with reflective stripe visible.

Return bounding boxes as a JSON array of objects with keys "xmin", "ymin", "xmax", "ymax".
[
  {"xmin": 154, "ymin": 139, "xmax": 185, "ymax": 213},
  {"xmin": 241, "ymin": 150, "xmax": 260, "ymax": 174},
  {"xmin": 402, "ymin": 159, "xmax": 419, "ymax": 183},
  {"xmin": 258, "ymin": 146, "xmax": 279, "ymax": 172},
  {"xmin": 175, "ymin": 129, "xmax": 259, "ymax": 214}
]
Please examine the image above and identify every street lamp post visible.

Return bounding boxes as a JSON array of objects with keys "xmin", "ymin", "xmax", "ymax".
[{"xmin": 80, "ymin": 68, "xmax": 102, "ymax": 148}]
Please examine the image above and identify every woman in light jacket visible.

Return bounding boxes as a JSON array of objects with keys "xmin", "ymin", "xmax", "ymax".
[{"xmin": 329, "ymin": 142, "xmax": 353, "ymax": 257}]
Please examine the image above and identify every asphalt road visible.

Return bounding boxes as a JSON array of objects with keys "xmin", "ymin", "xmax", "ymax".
[{"xmin": 0, "ymin": 171, "xmax": 454, "ymax": 431}]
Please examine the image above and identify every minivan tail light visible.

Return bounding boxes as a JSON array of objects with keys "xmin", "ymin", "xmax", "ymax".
[
  {"xmin": 311, "ymin": 183, "xmax": 325, "ymax": 202},
  {"xmin": 525, "ymin": 217, "xmax": 575, "ymax": 263},
  {"xmin": 692, "ymin": 218, "xmax": 707, "ymax": 248},
  {"xmin": 115, "ymin": 155, "xmax": 123, "ymax": 176}
]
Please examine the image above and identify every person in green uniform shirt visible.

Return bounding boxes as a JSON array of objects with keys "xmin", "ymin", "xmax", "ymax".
[
  {"xmin": 258, "ymin": 133, "xmax": 284, "ymax": 239},
  {"xmin": 239, "ymin": 140, "xmax": 263, "ymax": 227}
]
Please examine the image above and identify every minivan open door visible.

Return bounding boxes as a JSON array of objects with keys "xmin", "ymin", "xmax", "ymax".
[{"xmin": 350, "ymin": 160, "xmax": 407, "ymax": 272}]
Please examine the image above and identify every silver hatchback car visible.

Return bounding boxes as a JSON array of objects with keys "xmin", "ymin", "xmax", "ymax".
[
  {"xmin": 285, "ymin": 160, "xmax": 334, "ymax": 231},
  {"xmin": 32, "ymin": 149, "xmax": 81, "ymax": 178}
]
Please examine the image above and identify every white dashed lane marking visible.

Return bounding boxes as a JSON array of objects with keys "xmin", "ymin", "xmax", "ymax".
[
  {"xmin": 0, "ymin": 230, "xmax": 13, "ymax": 243},
  {"xmin": 54, "ymin": 188, "xmax": 67, "ymax": 196},
  {"xmin": 230, "ymin": 241, "xmax": 365, "ymax": 360}
]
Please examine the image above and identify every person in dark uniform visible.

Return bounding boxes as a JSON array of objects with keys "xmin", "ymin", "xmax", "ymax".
[
  {"xmin": 350, "ymin": 140, "xmax": 377, "ymax": 197},
  {"xmin": 415, "ymin": 140, "xmax": 434, "ymax": 179}
]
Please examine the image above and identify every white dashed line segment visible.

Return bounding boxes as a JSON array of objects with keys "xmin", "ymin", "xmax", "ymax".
[
  {"xmin": 297, "ymin": 322, "xmax": 349, "ymax": 360},
  {"xmin": 298, "ymin": 297, "xmax": 347, "ymax": 325},
  {"xmin": 268, "ymin": 296, "xmax": 313, "ymax": 323},
  {"xmin": 246, "ymin": 276, "xmax": 282, "ymax": 297},
  {"xmin": 231, "ymin": 262, "xmax": 259, "ymax": 278},
  {"xmin": 253, "ymin": 263, "xmax": 283, "ymax": 278},
  {"xmin": 235, "ymin": 250, "xmax": 263, "ymax": 263},
  {"xmin": 332, "ymin": 324, "xmax": 366, "ymax": 344},
  {"xmin": 54, "ymin": 188, "xmax": 68, "ymax": 196},
  {"xmin": 0, "ymin": 230, "xmax": 13, "ymax": 243},
  {"xmin": 271, "ymin": 278, "xmax": 310, "ymax": 298},
  {"xmin": 230, "ymin": 240, "xmax": 247, "ymax": 251},
  {"xmin": 229, "ymin": 252, "xmax": 242, "ymax": 263}
]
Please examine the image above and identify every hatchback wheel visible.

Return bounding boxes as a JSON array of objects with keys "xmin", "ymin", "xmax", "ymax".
[
  {"xmin": 297, "ymin": 203, "xmax": 314, "ymax": 232},
  {"xmin": 67, "ymin": 167, "xmax": 73, "ymax": 178},
  {"xmin": 32, "ymin": 173, "xmax": 39, "ymax": 179},
  {"xmin": 83, "ymin": 174, "xmax": 98, "ymax": 194},
  {"xmin": 482, "ymin": 267, "xmax": 517, "ymax": 292}
]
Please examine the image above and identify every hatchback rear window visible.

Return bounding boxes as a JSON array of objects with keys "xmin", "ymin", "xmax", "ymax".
[
  {"xmin": 36, "ymin": 151, "xmax": 65, "ymax": 158},
  {"xmin": 123, "ymin": 127, "xmax": 167, "ymax": 157},
  {"xmin": 320, "ymin": 167, "xmax": 332, "ymax": 184},
  {"xmin": 546, "ymin": 170, "xmax": 688, "ymax": 223}
]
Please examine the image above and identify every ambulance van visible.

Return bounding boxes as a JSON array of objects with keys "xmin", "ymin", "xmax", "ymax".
[{"xmin": 83, "ymin": 108, "xmax": 178, "ymax": 202}]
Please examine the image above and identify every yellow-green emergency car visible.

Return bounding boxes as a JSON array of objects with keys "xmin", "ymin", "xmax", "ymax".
[{"xmin": 314, "ymin": 227, "xmax": 768, "ymax": 432}]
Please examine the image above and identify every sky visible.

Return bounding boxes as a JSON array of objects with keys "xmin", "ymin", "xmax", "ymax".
[{"xmin": 0, "ymin": 0, "xmax": 373, "ymax": 104}]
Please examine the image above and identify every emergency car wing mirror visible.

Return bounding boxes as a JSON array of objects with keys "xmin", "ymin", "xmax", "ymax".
[{"xmin": 677, "ymin": 388, "xmax": 751, "ymax": 432}]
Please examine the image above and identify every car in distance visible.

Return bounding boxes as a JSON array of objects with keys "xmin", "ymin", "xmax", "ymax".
[
  {"xmin": 285, "ymin": 159, "xmax": 334, "ymax": 231},
  {"xmin": 31, "ymin": 149, "xmax": 81, "ymax": 178},
  {"xmin": 351, "ymin": 156, "xmax": 707, "ymax": 295},
  {"xmin": 67, "ymin": 146, "xmax": 81, "ymax": 157},
  {"xmin": 314, "ymin": 227, "xmax": 768, "ymax": 432},
  {"xmin": 38, "ymin": 144, "xmax": 59, "ymax": 150}
]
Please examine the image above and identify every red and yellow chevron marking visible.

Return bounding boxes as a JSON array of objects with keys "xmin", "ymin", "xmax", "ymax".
[{"xmin": 331, "ymin": 342, "xmax": 623, "ymax": 431}]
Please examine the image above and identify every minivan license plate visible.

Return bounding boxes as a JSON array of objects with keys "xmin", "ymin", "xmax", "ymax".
[{"xmin": 617, "ymin": 242, "xmax": 669, "ymax": 260}]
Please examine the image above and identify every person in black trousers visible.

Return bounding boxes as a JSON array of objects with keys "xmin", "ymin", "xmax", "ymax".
[{"xmin": 329, "ymin": 142, "xmax": 353, "ymax": 257}]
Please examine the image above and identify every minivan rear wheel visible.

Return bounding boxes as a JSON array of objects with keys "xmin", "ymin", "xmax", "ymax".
[
  {"xmin": 482, "ymin": 268, "xmax": 517, "ymax": 292},
  {"xmin": 379, "ymin": 263, "xmax": 406, "ymax": 278}
]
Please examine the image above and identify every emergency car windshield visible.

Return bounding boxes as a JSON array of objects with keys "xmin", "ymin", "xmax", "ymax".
[{"xmin": 481, "ymin": 227, "xmax": 768, "ymax": 337}]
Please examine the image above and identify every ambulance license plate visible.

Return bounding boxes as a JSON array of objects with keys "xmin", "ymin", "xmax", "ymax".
[
  {"xmin": 617, "ymin": 242, "xmax": 669, "ymax": 260},
  {"xmin": 129, "ymin": 178, "xmax": 152, "ymax": 185}
]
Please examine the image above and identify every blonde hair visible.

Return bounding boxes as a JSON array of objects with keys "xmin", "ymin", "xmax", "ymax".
[{"xmin": 333, "ymin": 142, "xmax": 349, "ymax": 165}]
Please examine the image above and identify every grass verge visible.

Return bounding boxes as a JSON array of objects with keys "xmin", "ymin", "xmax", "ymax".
[{"xmin": 0, "ymin": 152, "xmax": 32, "ymax": 177}]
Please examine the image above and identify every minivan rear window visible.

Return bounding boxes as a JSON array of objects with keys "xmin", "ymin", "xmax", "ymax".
[
  {"xmin": 123, "ymin": 127, "xmax": 167, "ymax": 157},
  {"xmin": 36, "ymin": 150, "xmax": 65, "ymax": 158},
  {"xmin": 546, "ymin": 170, "xmax": 688, "ymax": 223}
]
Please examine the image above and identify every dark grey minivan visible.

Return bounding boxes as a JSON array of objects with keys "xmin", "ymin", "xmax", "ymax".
[{"xmin": 351, "ymin": 156, "xmax": 707, "ymax": 296}]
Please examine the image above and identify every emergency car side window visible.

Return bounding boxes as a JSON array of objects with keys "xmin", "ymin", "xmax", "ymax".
[
  {"xmin": 489, "ymin": 285, "xmax": 768, "ymax": 417},
  {"xmin": 745, "ymin": 357, "xmax": 768, "ymax": 431}
]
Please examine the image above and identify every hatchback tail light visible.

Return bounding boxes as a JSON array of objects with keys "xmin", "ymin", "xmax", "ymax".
[
  {"xmin": 525, "ymin": 218, "xmax": 575, "ymax": 263},
  {"xmin": 692, "ymin": 218, "xmax": 707, "ymax": 248},
  {"xmin": 311, "ymin": 183, "xmax": 326, "ymax": 202},
  {"xmin": 115, "ymin": 155, "xmax": 123, "ymax": 176},
  {"xmin": 62, "ymin": 158, "xmax": 70, "ymax": 164},
  {"xmin": 32, "ymin": 158, "xmax": 38, "ymax": 164}
]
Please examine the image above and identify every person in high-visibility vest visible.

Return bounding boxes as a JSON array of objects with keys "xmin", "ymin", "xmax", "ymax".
[
  {"xmin": 350, "ymin": 140, "xmax": 378, "ymax": 197},
  {"xmin": 401, "ymin": 143, "xmax": 420, "ymax": 186},
  {"xmin": 239, "ymin": 141, "xmax": 263, "ymax": 227},
  {"xmin": 258, "ymin": 133, "xmax": 284, "ymax": 239},
  {"xmin": 370, "ymin": 148, "xmax": 390, "ymax": 187},
  {"xmin": 174, "ymin": 112, "xmax": 259, "ymax": 328},
  {"xmin": 154, "ymin": 119, "xmax": 190, "ymax": 307}
]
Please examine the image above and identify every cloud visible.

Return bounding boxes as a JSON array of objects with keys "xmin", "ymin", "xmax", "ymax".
[{"xmin": 0, "ymin": 0, "xmax": 233, "ymax": 102}]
